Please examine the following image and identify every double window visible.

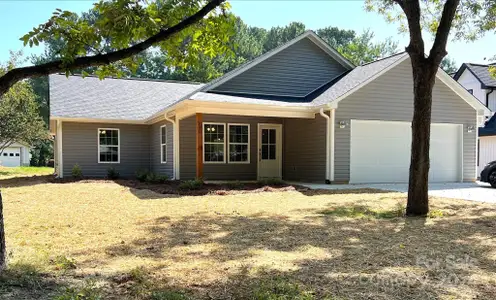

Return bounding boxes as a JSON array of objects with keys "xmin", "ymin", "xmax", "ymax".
[
  {"xmin": 160, "ymin": 125, "xmax": 167, "ymax": 163},
  {"xmin": 98, "ymin": 128, "xmax": 120, "ymax": 163},
  {"xmin": 203, "ymin": 123, "xmax": 250, "ymax": 164}
]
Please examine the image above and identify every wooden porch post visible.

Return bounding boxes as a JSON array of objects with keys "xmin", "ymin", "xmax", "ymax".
[{"xmin": 196, "ymin": 113, "xmax": 203, "ymax": 179}]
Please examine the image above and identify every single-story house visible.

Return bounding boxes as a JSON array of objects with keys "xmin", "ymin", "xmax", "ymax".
[
  {"xmin": 0, "ymin": 142, "xmax": 31, "ymax": 167},
  {"xmin": 49, "ymin": 30, "xmax": 489, "ymax": 183}
]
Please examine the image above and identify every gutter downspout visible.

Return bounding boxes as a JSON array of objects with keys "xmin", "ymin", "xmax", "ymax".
[
  {"xmin": 329, "ymin": 108, "xmax": 335, "ymax": 182},
  {"xmin": 319, "ymin": 108, "xmax": 330, "ymax": 184},
  {"xmin": 487, "ymin": 89, "xmax": 494, "ymax": 111},
  {"xmin": 164, "ymin": 113, "xmax": 178, "ymax": 180}
]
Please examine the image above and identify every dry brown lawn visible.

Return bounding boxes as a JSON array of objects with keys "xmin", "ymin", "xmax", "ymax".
[{"xmin": 0, "ymin": 177, "xmax": 495, "ymax": 299}]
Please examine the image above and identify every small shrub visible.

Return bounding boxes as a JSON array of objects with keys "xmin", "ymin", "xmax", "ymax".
[
  {"xmin": 71, "ymin": 164, "xmax": 83, "ymax": 179},
  {"xmin": 54, "ymin": 279, "xmax": 102, "ymax": 300},
  {"xmin": 257, "ymin": 178, "xmax": 285, "ymax": 187},
  {"xmin": 151, "ymin": 290, "xmax": 190, "ymax": 300},
  {"xmin": 178, "ymin": 178, "xmax": 204, "ymax": 190},
  {"xmin": 146, "ymin": 173, "xmax": 169, "ymax": 184},
  {"xmin": 253, "ymin": 277, "xmax": 315, "ymax": 300},
  {"xmin": 136, "ymin": 169, "xmax": 149, "ymax": 182},
  {"xmin": 107, "ymin": 167, "xmax": 120, "ymax": 179},
  {"xmin": 226, "ymin": 180, "xmax": 244, "ymax": 189},
  {"xmin": 428, "ymin": 209, "xmax": 445, "ymax": 218},
  {"xmin": 136, "ymin": 170, "xmax": 169, "ymax": 183},
  {"xmin": 53, "ymin": 255, "xmax": 77, "ymax": 271}
]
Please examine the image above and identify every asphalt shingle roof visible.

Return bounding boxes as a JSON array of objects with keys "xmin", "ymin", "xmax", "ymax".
[
  {"xmin": 50, "ymin": 74, "xmax": 203, "ymax": 121},
  {"xmin": 311, "ymin": 52, "xmax": 408, "ymax": 106},
  {"xmin": 455, "ymin": 63, "xmax": 496, "ymax": 88},
  {"xmin": 50, "ymin": 52, "xmax": 409, "ymax": 121}
]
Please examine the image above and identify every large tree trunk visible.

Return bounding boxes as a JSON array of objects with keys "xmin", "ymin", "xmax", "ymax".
[
  {"xmin": 0, "ymin": 191, "xmax": 6, "ymax": 272},
  {"xmin": 407, "ymin": 59, "xmax": 438, "ymax": 216}
]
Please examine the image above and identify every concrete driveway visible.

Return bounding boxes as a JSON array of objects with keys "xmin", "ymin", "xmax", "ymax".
[{"xmin": 296, "ymin": 182, "xmax": 496, "ymax": 203}]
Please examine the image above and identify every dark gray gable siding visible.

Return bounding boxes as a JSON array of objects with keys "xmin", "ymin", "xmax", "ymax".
[
  {"xmin": 283, "ymin": 116, "xmax": 327, "ymax": 182},
  {"xmin": 211, "ymin": 38, "xmax": 348, "ymax": 98},
  {"xmin": 62, "ymin": 122, "xmax": 150, "ymax": 178},
  {"xmin": 150, "ymin": 120, "xmax": 174, "ymax": 178},
  {"xmin": 179, "ymin": 114, "xmax": 283, "ymax": 180},
  {"xmin": 334, "ymin": 59, "xmax": 476, "ymax": 183}
]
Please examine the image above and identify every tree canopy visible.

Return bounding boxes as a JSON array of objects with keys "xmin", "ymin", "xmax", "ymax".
[
  {"xmin": 0, "ymin": 0, "xmax": 235, "ymax": 96},
  {"xmin": 0, "ymin": 54, "xmax": 47, "ymax": 155}
]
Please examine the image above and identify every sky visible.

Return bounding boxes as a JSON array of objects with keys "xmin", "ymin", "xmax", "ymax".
[{"xmin": 0, "ymin": 0, "xmax": 494, "ymax": 67}]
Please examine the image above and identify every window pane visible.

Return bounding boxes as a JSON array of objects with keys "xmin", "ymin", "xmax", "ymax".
[
  {"xmin": 162, "ymin": 145, "xmax": 167, "ymax": 162},
  {"xmin": 262, "ymin": 129, "xmax": 268, "ymax": 144},
  {"xmin": 161, "ymin": 127, "xmax": 166, "ymax": 144},
  {"xmin": 100, "ymin": 146, "xmax": 119, "ymax": 162},
  {"xmin": 15, "ymin": 153, "xmax": 20, "ymax": 157},
  {"xmin": 262, "ymin": 145, "xmax": 269, "ymax": 160},
  {"xmin": 269, "ymin": 144, "xmax": 276, "ymax": 160},
  {"xmin": 9, "ymin": 153, "xmax": 14, "ymax": 157},
  {"xmin": 204, "ymin": 124, "xmax": 224, "ymax": 143},
  {"xmin": 229, "ymin": 144, "xmax": 248, "ymax": 162},
  {"xmin": 204, "ymin": 143, "xmax": 224, "ymax": 162},
  {"xmin": 269, "ymin": 129, "xmax": 276, "ymax": 144}
]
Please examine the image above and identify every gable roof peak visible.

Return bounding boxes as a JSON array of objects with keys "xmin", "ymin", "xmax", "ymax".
[{"xmin": 199, "ymin": 29, "xmax": 355, "ymax": 93}]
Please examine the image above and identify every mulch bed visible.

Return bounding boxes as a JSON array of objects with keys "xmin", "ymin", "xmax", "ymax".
[{"xmin": 43, "ymin": 177, "xmax": 309, "ymax": 196}]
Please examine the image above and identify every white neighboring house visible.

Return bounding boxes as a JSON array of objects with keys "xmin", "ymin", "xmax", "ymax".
[
  {"xmin": 0, "ymin": 142, "xmax": 32, "ymax": 167},
  {"xmin": 453, "ymin": 63, "xmax": 496, "ymax": 175}
]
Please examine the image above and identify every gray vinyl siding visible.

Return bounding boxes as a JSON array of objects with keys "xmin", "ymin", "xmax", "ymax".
[
  {"xmin": 212, "ymin": 38, "xmax": 348, "ymax": 98},
  {"xmin": 62, "ymin": 122, "xmax": 150, "ymax": 178},
  {"xmin": 179, "ymin": 114, "xmax": 282, "ymax": 180},
  {"xmin": 150, "ymin": 120, "xmax": 174, "ymax": 178},
  {"xmin": 283, "ymin": 116, "xmax": 327, "ymax": 182},
  {"xmin": 334, "ymin": 59, "xmax": 477, "ymax": 183}
]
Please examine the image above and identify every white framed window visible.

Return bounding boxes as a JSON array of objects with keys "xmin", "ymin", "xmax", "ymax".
[
  {"xmin": 160, "ymin": 125, "xmax": 167, "ymax": 163},
  {"xmin": 228, "ymin": 123, "xmax": 250, "ymax": 163},
  {"xmin": 203, "ymin": 122, "xmax": 226, "ymax": 163},
  {"xmin": 98, "ymin": 128, "xmax": 120, "ymax": 163}
]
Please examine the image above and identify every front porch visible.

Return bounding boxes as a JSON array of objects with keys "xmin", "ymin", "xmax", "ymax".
[{"xmin": 173, "ymin": 109, "xmax": 331, "ymax": 183}]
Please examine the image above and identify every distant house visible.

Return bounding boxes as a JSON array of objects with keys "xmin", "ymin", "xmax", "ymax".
[
  {"xmin": 453, "ymin": 63, "xmax": 496, "ymax": 114},
  {"xmin": 454, "ymin": 63, "xmax": 496, "ymax": 174},
  {"xmin": 0, "ymin": 142, "xmax": 31, "ymax": 167},
  {"xmin": 49, "ymin": 31, "xmax": 489, "ymax": 183}
]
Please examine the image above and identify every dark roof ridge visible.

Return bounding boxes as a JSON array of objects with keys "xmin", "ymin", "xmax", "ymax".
[
  {"xmin": 52, "ymin": 73, "xmax": 204, "ymax": 85},
  {"xmin": 359, "ymin": 51, "xmax": 407, "ymax": 67}
]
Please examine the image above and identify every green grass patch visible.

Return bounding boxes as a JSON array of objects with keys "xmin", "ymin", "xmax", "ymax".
[
  {"xmin": 54, "ymin": 279, "xmax": 102, "ymax": 300},
  {"xmin": 0, "ymin": 262, "xmax": 44, "ymax": 288},
  {"xmin": 150, "ymin": 290, "xmax": 190, "ymax": 300},
  {"xmin": 320, "ymin": 203, "xmax": 405, "ymax": 219},
  {"xmin": 0, "ymin": 166, "xmax": 53, "ymax": 178},
  {"xmin": 253, "ymin": 277, "xmax": 316, "ymax": 300}
]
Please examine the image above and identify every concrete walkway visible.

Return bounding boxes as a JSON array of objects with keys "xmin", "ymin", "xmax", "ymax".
[{"xmin": 295, "ymin": 182, "xmax": 496, "ymax": 203}]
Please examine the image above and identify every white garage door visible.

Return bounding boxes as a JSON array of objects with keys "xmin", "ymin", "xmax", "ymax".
[
  {"xmin": 350, "ymin": 120, "xmax": 462, "ymax": 183},
  {"xmin": 0, "ymin": 147, "xmax": 21, "ymax": 167}
]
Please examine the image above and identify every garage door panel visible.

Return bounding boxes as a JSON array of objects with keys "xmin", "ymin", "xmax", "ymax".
[
  {"xmin": 350, "ymin": 120, "xmax": 461, "ymax": 183},
  {"xmin": 0, "ymin": 147, "xmax": 21, "ymax": 167}
]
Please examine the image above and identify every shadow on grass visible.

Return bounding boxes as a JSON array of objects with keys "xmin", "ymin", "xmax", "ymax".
[
  {"xmin": 54, "ymin": 201, "xmax": 496, "ymax": 299},
  {"xmin": 0, "ymin": 262, "xmax": 62, "ymax": 299}
]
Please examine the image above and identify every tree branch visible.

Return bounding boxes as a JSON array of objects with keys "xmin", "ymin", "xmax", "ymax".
[
  {"xmin": 428, "ymin": 0, "xmax": 460, "ymax": 65},
  {"xmin": 0, "ymin": 0, "xmax": 224, "ymax": 96},
  {"xmin": 399, "ymin": 0, "xmax": 425, "ymax": 59}
]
